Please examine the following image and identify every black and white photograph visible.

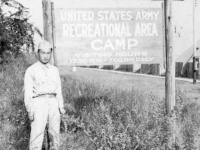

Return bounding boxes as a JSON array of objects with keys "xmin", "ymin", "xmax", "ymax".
[{"xmin": 0, "ymin": 0, "xmax": 200, "ymax": 149}]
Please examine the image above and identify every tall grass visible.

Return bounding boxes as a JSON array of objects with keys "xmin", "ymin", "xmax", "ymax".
[
  {"xmin": 0, "ymin": 56, "xmax": 30, "ymax": 150},
  {"xmin": 0, "ymin": 56, "xmax": 200, "ymax": 149},
  {"xmin": 60, "ymin": 75, "xmax": 170, "ymax": 150},
  {"xmin": 60, "ymin": 75, "xmax": 200, "ymax": 150}
]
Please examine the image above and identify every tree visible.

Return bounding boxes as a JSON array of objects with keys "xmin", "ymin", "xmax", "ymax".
[{"xmin": 0, "ymin": 0, "xmax": 41, "ymax": 61}]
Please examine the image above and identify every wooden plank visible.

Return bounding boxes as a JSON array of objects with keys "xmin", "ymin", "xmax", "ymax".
[
  {"xmin": 146, "ymin": 64, "xmax": 149, "ymax": 74},
  {"xmin": 175, "ymin": 62, "xmax": 179, "ymax": 77},
  {"xmin": 51, "ymin": 2, "xmax": 57, "ymax": 66},
  {"xmin": 42, "ymin": 0, "xmax": 54, "ymax": 65},
  {"xmin": 156, "ymin": 64, "xmax": 159, "ymax": 75},
  {"xmin": 140, "ymin": 64, "xmax": 143, "ymax": 73},
  {"xmin": 128, "ymin": 65, "xmax": 133, "ymax": 72},
  {"xmin": 188, "ymin": 62, "xmax": 193, "ymax": 78},
  {"xmin": 178, "ymin": 62, "xmax": 183, "ymax": 77},
  {"xmin": 162, "ymin": 3, "xmax": 166, "ymax": 70},
  {"xmin": 42, "ymin": 0, "xmax": 47, "ymax": 39},
  {"xmin": 154, "ymin": 64, "xmax": 159, "ymax": 75},
  {"xmin": 47, "ymin": 0, "xmax": 54, "ymax": 65}
]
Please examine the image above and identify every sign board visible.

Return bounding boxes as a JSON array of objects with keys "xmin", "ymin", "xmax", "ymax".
[{"xmin": 55, "ymin": 8, "xmax": 164, "ymax": 66}]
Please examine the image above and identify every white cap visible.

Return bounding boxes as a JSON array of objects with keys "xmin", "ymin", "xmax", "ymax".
[{"xmin": 38, "ymin": 40, "xmax": 52, "ymax": 50}]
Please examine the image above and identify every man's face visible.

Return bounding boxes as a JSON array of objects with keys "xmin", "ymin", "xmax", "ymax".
[{"xmin": 38, "ymin": 48, "xmax": 52, "ymax": 64}]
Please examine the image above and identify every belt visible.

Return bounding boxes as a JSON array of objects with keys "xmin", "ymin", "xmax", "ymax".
[{"xmin": 33, "ymin": 93, "xmax": 57, "ymax": 98}]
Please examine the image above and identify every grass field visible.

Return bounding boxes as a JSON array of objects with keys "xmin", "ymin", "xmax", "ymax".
[
  {"xmin": 1, "ymin": 56, "xmax": 200, "ymax": 149},
  {"xmin": 58, "ymin": 66, "xmax": 200, "ymax": 101}
]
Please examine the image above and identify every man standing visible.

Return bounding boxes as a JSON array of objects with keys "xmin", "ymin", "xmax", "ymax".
[{"xmin": 24, "ymin": 40, "xmax": 65, "ymax": 150}]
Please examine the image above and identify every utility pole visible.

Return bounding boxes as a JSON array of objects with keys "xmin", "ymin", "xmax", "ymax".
[
  {"xmin": 155, "ymin": 0, "xmax": 182, "ymax": 114},
  {"xmin": 164, "ymin": 0, "xmax": 176, "ymax": 149},
  {"xmin": 165, "ymin": 0, "xmax": 175, "ymax": 116},
  {"xmin": 193, "ymin": 0, "xmax": 197, "ymax": 84}
]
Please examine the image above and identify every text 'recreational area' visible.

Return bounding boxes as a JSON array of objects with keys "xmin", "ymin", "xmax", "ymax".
[{"xmin": 55, "ymin": 8, "xmax": 163, "ymax": 65}]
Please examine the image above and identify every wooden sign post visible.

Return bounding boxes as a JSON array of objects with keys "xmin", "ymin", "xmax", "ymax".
[
  {"xmin": 42, "ymin": 0, "xmax": 56, "ymax": 65},
  {"xmin": 193, "ymin": 0, "xmax": 197, "ymax": 84},
  {"xmin": 154, "ymin": 0, "xmax": 184, "ymax": 113},
  {"xmin": 164, "ymin": 0, "xmax": 176, "ymax": 149},
  {"xmin": 164, "ymin": 0, "xmax": 175, "ymax": 117}
]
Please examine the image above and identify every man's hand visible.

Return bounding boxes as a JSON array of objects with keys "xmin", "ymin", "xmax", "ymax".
[{"xmin": 59, "ymin": 108, "xmax": 66, "ymax": 115}]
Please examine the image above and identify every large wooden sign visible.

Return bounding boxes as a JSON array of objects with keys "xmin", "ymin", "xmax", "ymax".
[{"xmin": 55, "ymin": 8, "xmax": 164, "ymax": 66}]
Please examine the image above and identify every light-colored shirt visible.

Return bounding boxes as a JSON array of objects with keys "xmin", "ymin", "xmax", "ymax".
[{"xmin": 24, "ymin": 61, "xmax": 64, "ymax": 113}]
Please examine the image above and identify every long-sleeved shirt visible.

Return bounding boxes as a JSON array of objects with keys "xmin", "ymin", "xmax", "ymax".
[{"xmin": 24, "ymin": 61, "xmax": 64, "ymax": 113}]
